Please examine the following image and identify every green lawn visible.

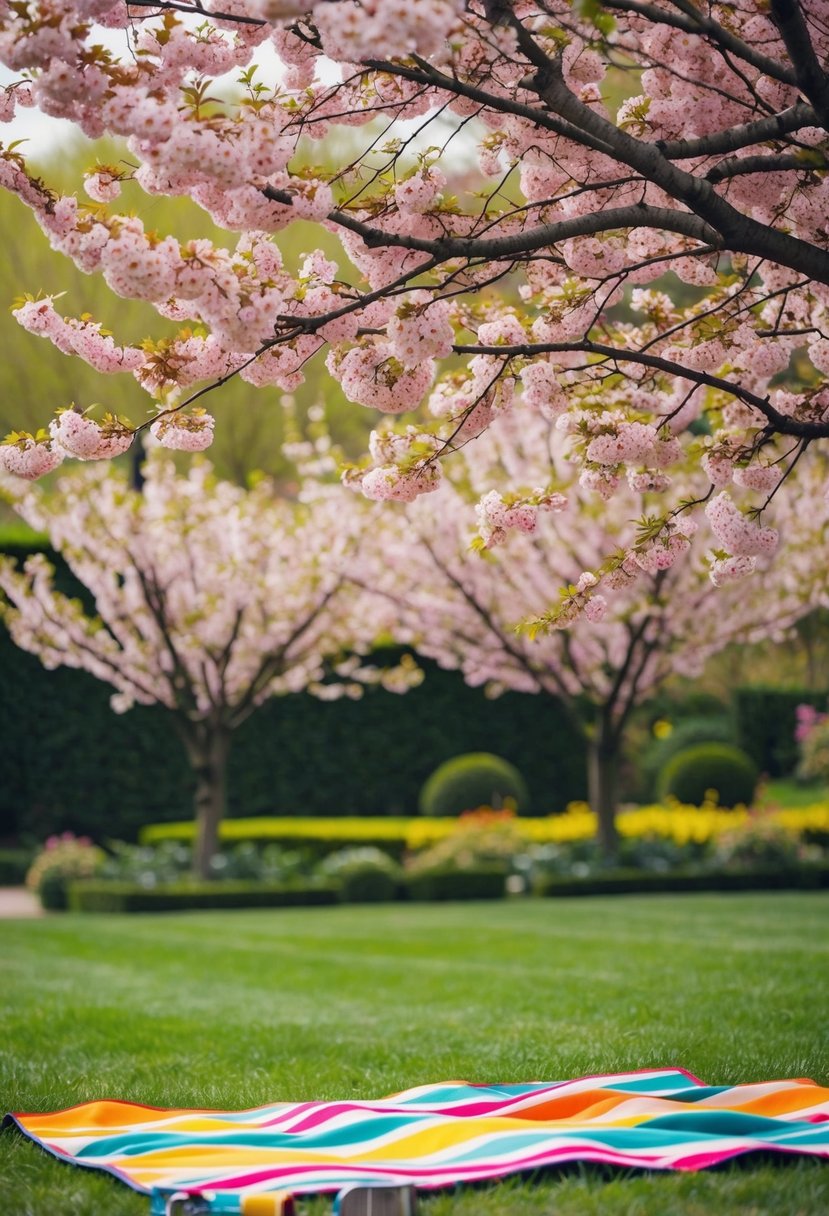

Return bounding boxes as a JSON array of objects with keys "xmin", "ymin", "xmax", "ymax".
[{"xmin": 1, "ymin": 894, "xmax": 828, "ymax": 1215}]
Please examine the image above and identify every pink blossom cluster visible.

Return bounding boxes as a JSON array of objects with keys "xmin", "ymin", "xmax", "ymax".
[
  {"xmin": 14, "ymin": 297, "xmax": 144, "ymax": 376},
  {"xmin": 150, "ymin": 411, "xmax": 215, "ymax": 452},
  {"xmin": 0, "ymin": 436, "xmax": 65, "ymax": 481},
  {"xmin": 352, "ymin": 428, "xmax": 443, "ymax": 502},
  {"xmin": 49, "ymin": 408, "xmax": 133, "ymax": 461},
  {"xmin": 705, "ymin": 492, "xmax": 779, "ymax": 558},
  {"xmin": 311, "ymin": 0, "xmax": 463, "ymax": 65},
  {"xmin": 629, "ymin": 517, "xmax": 698, "ymax": 575},
  {"xmin": 794, "ymin": 703, "xmax": 827, "ymax": 744},
  {"xmin": 328, "ymin": 341, "xmax": 435, "ymax": 414},
  {"xmin": 475, "ymin": 488, "xmax": 567, "ymax": 548},
  {"xmin": 387, "ymin": 294, "xmax": 454, "ymax": 368}
]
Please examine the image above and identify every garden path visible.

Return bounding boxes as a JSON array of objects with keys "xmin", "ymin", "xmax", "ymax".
[{"xmin": 0, "ymin": 887, "xmax": 41, "ymax": 918}]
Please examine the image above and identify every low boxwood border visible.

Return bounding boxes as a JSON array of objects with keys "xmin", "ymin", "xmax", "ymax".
[
  {"xmin": 403, "ymin": 865, "xmax": 507, "ymax": 902},
  {"xmin": 68, "ymin": 880, "xmax": 340, "ymax": 913},
  {"xmin": 535, "ymin": 864, "xmax": 829, "ymax": 898},
  {"xmin": 65, "ymin": 862, "xmax": 829, "ymax": 912}
]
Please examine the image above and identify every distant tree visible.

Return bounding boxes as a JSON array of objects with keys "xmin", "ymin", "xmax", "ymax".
[
  {"xmin": 0, "ymin": 454, "xmax": 403, "ymax": 875},
  {"xmin": 374, "ymin": 410, "xmax": 829, "ymax": 854}
]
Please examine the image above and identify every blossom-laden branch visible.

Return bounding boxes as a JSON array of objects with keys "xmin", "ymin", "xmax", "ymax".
[{"xmin": 3, "ymin": 0, "xmax": 829, "ymax": 594}]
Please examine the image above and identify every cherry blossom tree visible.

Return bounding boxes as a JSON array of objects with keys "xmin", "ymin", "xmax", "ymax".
[
  {"xmin": 0, "ymin": 453, "xmax": 403, "ymax": 877},
  {"xmin": 369, "ymin": 409, "xmax": 829, "ymax": 854},
  {"xmin": 3, "ymin": 1, "xmax": 829, "ymax": 609}
]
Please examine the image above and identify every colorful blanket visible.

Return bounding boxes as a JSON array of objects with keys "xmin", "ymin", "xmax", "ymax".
[{"xmin": 6, "ymin": 1069, "xmax": 829, "ymax": 1214}]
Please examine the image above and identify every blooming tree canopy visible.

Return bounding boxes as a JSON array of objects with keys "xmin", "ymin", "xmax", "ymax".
[
  {"xmin": 2, "ymin": 1, "xmax": 829, "ymax": 607},
  {"xmin": 0, "ymin": 454, "xmax": 405, "ymax": 875},
  {"xmin": 371, "ymin": 409, "xmax": 829, "ymax": 852}
]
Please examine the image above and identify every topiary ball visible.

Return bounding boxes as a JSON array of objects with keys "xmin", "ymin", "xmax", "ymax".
[
  {"xmin": 657, "ymin": 742, "xmax": 759, "ymax": 808},
  {"xmin": 419, "ymin": 753, "xmax": 529, "ymax": 817}
]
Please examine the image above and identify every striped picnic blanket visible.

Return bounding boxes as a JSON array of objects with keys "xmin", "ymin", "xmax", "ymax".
[{"xmin": 6, "ymin": 1069, "xmax": 829, "ymax": 1213}]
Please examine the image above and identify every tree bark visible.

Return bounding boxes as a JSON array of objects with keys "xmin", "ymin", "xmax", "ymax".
[
  {"xmin": 587, "ymin": 720, "xmax": 620, "ymax": 860},
  {"xmin": 184, "ymin": 727, "xmax": 230, "ymax": 880}
]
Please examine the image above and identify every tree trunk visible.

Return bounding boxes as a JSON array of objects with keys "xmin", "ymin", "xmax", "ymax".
[
  {"xmin": 587, "ymin": 721, "xmax": 619, "ymax": 860},
  {"xmin": 185, "ymin": 728, "xmax": 230, "ymax": 880}
]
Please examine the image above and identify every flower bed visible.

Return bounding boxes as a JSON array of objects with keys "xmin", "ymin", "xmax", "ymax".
[
  {"xmin": 139, "ymin": 802, "xmax": 829, "ymax": 854},
  {"xmin": 23, "ymin": 804, "xmax": 829, "ymax": 912}
]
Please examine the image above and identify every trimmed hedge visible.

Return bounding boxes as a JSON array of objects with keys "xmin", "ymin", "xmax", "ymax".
[
  {"xmin": 419, "ymin": 753, "xmax": 528, "ymax": 817},
  {"xmin": 535, "ymin": 864, "xmax": 829, "ymax": 898},
  {"xmin": 403, "ymin": 865, "xmax": 507, "ymax": 902},
  {"xmin": 337, "ymin": 866, "xmax": 400, "ymax": 904},
  {"xmin": 0, "ymin": 848, "xmax": 32, "ymax": 885},
  {"xmin": 638, "ymin": 715, "xmax": 736, "ymax": 799},
  {"xmin": 66, "ymin": 862, "xmax": 829, "ymax": 911},
  {"xmin": 142, "ymin": 818, "xmax": 418, "ymax": 858},
  {"xmin": 68, "ymin": 880, "xmax": 340, "ymax": 913},
  {"xmin": 68, "ymin": 867, "xmax": 509, "ymax": 911},
  {"xmin": 1, "ymin": 606, "xmax": 586, "ymax": 844},
  {"xmin": 735, "ymin": 686, "xmax": 827, "ymax": 777},
  {"xmin": 657, "ymin": 743, "xmax": 758, "ymax": 808}
]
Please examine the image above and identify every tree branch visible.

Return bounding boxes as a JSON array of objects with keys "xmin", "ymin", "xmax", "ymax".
[{"xmin": 770, "ymin": 0, "xmax": 829, "ymax": 129}]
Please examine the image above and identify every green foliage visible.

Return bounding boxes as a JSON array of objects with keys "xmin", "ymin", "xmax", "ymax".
[
  {"xmin": 99, "ymin": 840, "xmax": 310, "ymax": 885},
  {"xmin": 657, "ymin": 743, "xmax": 759, "ymax": 808},
  {"xmin": 418, "ymin": 753, "xmax": 529, "ymax": 818},
  {"xmin": 638, "ymin": 714, "xmax": 737, "ymax": 798},
  {"xmin": 403, "ymin": 865, "xmax": 508, "ymax": 901},
  {"xmin": 735, "ymin": 686, "xmax": 827, "ymax": 777}
]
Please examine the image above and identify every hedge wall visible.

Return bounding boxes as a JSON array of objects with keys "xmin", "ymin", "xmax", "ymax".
[
  {"xmin": 734, "ymin": 686, "xmax": 827, "ymax": 777},
  {"xmin": 0, "ymin": 537, "xmax": 587, "ymax": 843}
]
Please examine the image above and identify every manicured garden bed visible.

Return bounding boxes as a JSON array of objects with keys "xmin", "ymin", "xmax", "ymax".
[
  {"xmin": 138, "ymin": 801, "xmax": 829, "ymax": 853},
  {"xmin": 1, "ymin": 895, "xmax": 827, "ymax": 1215}
]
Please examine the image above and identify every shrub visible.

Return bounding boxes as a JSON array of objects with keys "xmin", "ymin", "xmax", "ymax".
[
  {"xmin": 638, "ymin": 715, "xmax": 736, "ymax": 798},
  {"xmin": 408, "ymin": 809, "xmax": 525, "ymax": 874},
  {"xmin": 419, "ymin": 754, "xmax": 529, "ymax": 818},
  {"xmin": 337, "ymin": 866, "xmax": 400, "ymax": 903},
  {"xmin": 26, "ymin": 833, "xmax": 105, "ymax": 910},
  {"xmin": 315, "ymin": 847, "xmax": 402, "ymax": 903},
  {"xmin": 100, "ymin": 839, "xmax": 311, "ymax": 886},
  {"xmin": 713, "ymin": 816, "xmax": 803, "ymax": 870},
  {"xmin": 404, "ymin": 865, "xmax": 507, "ymax": 901},
  {"xmin": 657, "ymin": 743, "xmax": 759, "ymax": 809}
]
